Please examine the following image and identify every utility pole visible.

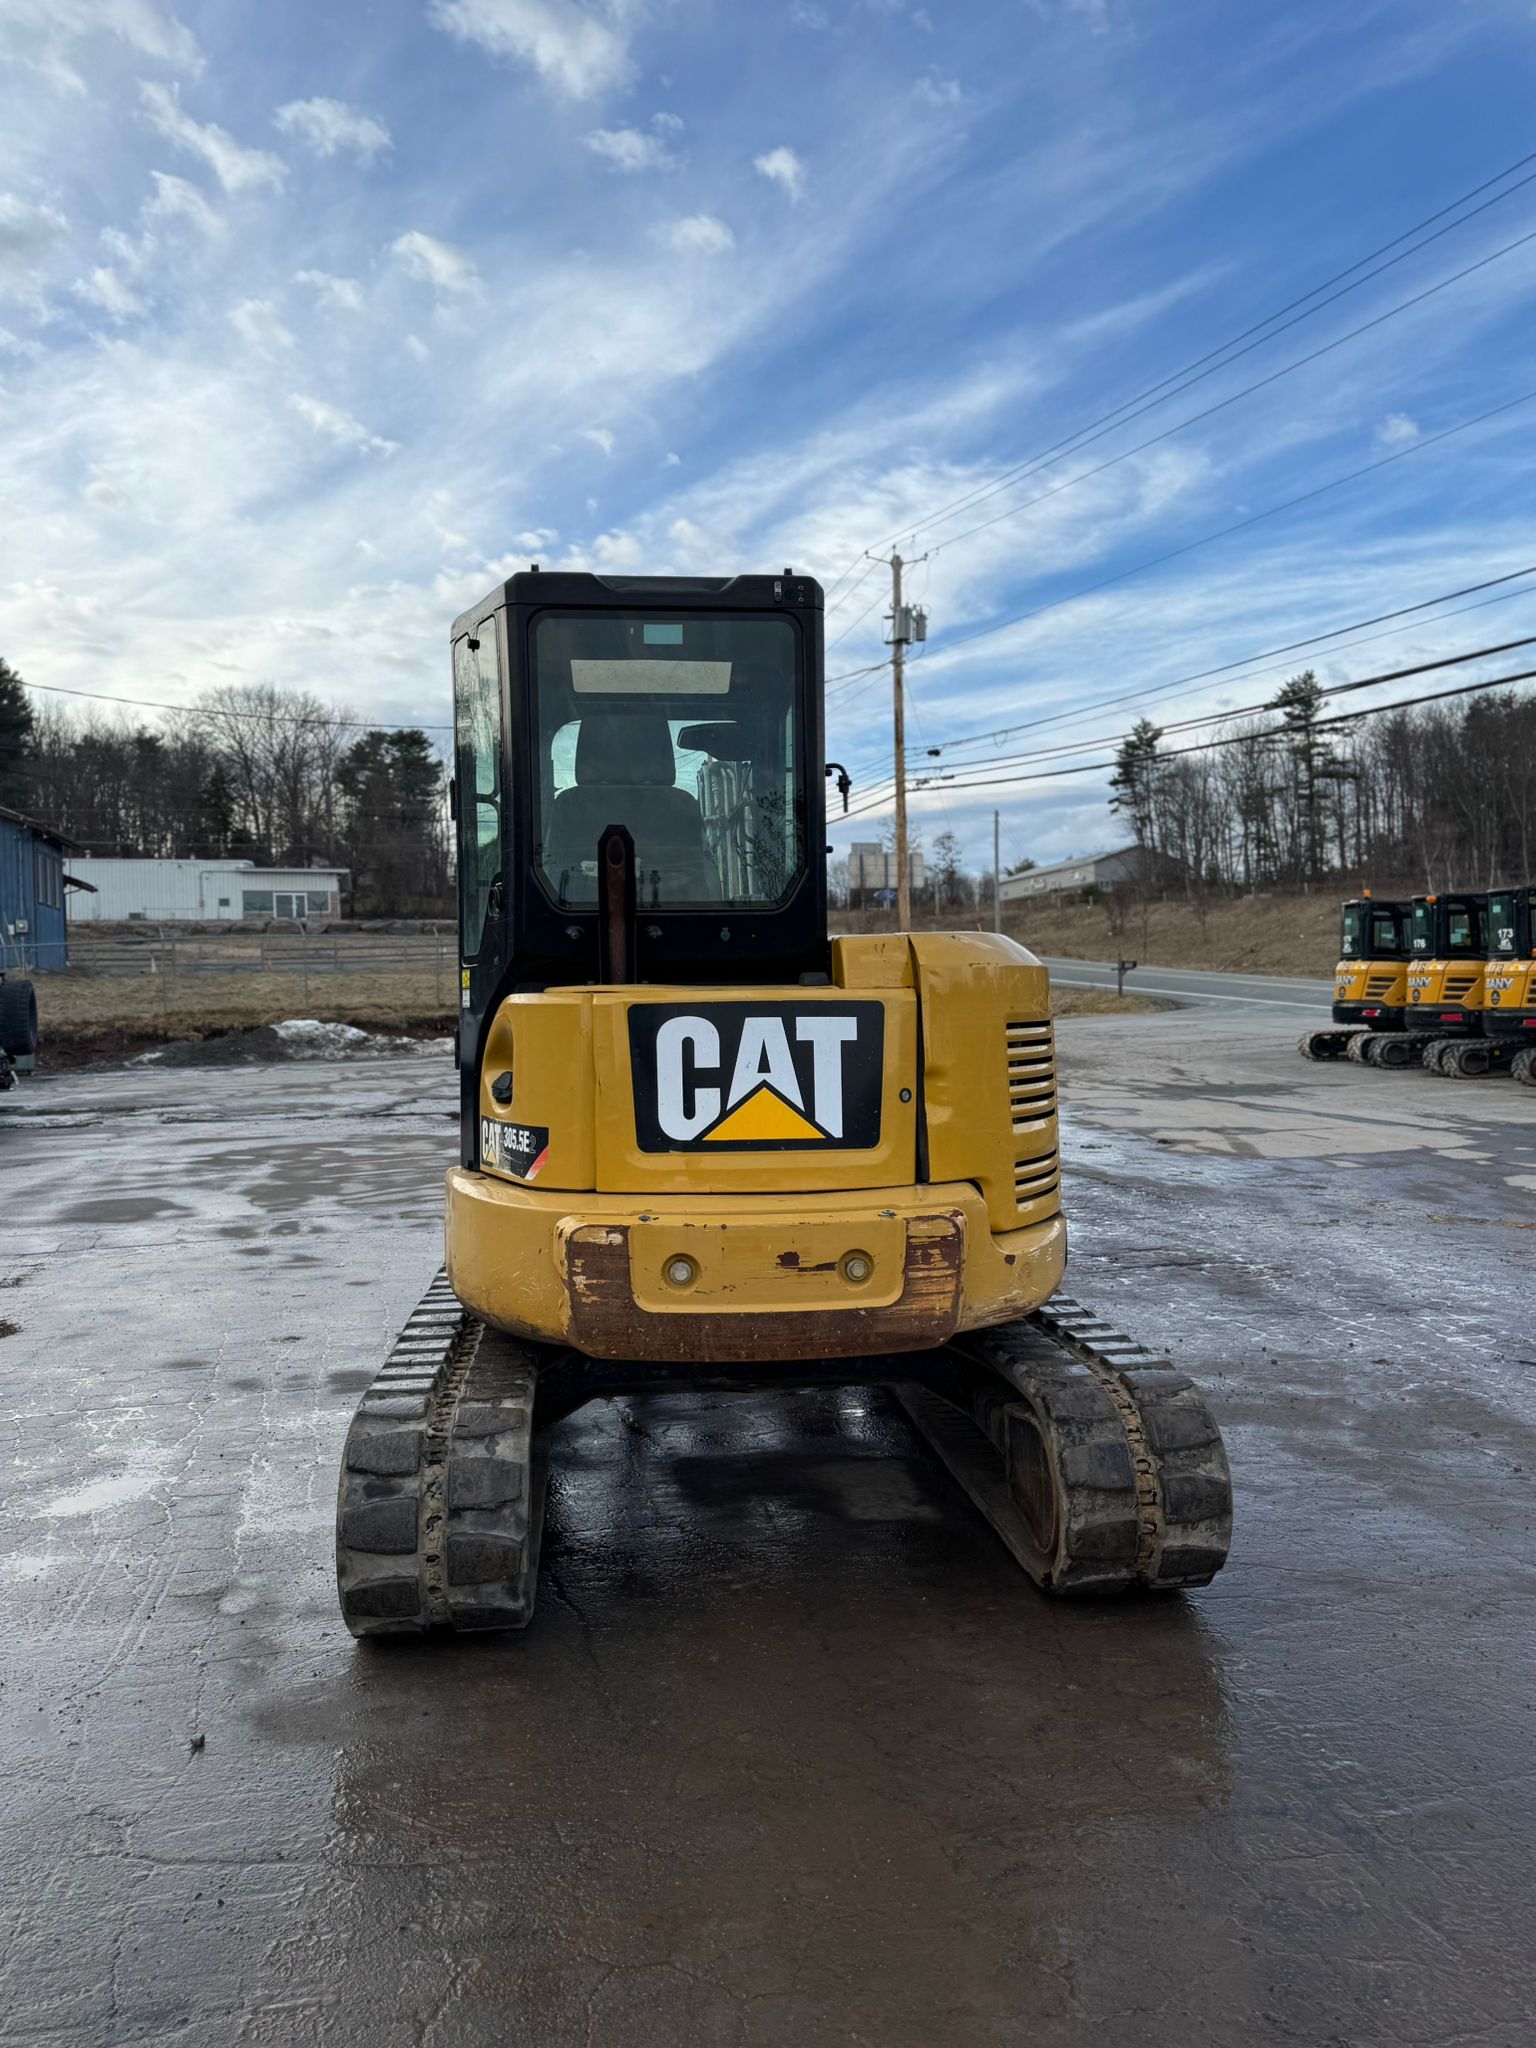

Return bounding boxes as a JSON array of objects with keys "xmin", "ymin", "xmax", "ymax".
[
  {"xmin": 875, "ymin": 550, "xmax": 927, "ymax": 931},
  {"xmin": 993, "ymin": 810, "xmax": 1002, "ymax": 934},
  {"xmin": 890, "ymin": 551, "xmax": 909, "ymax": 931}
]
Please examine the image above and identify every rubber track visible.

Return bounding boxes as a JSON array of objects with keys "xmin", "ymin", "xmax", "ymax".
[
  {"xmin": 335, "ymin": 1271, "xmax": 543, "ymax": 1636},
  {"xmin": 901, "ymin": 1297, "xmax": 1231, "ymax": 1596},
  {"xmin": 1035, "ymin": 1297, "xmax": 1232, "ymax": 1589}
]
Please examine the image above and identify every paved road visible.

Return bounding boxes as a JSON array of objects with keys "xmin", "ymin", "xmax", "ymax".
[
  {"xmin": 3, "ymin": 1019, "xmax": 1535, "ymax": 2046},
  {"xmin": 1041, "ymin": 954, "xmax": 1333, "ymax": 1012}
]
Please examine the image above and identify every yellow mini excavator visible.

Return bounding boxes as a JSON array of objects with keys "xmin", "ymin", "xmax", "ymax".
[
  {"xmin": 334, "ymin": 571, "xmax": 1232, "ymax": 1634},
  {"xmin": 1482, "ymin": 882, "xmax": 1536, "ymax": 1086},
  {"xmin": 1298, "ymin": 892, "xmax": 1412, "ymax": 1065}
]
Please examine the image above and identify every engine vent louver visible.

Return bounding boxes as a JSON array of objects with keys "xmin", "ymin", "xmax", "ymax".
[{"xmin": 1006, "ymin": 1019, "xmax": 1061, "ymax": 1212}]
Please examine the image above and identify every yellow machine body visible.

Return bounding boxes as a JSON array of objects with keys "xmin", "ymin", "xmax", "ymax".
[
  {"xmin": 446, "ymin": 932, "xmax": 1067, "ymax": 1362},
  {"xmin": 1333, "ymin": 959, "xmax": 1408, "ymax": 1008},
  {"xmin": 1406, "ymin": 958, "xmax": 1487, "ymax": 1016},
  {"xmin": 1485, "ymin": 958, "xmax": 1536, "ymax": 1013}
]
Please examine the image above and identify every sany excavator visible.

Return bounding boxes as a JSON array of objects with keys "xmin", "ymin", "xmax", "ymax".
[
  {"xmin": 333, "ymin": 570, "xmax": 1232, "ymax": 1634},
  {"xmin": 1301, "ymin": 886, "xmax": 1536, "ymax": 1081},
  {"xmin": 1298, "ymin": 892, "xmax": 1413, "ymax": 1065},
  {"xmin": 1484, "ymin": 882, "xmax": 1536, "ymax": 1086}
]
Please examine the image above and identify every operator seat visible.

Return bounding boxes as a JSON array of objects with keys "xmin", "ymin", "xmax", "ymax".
[{"xmin": 544, "ymin": 712, "xmax": 721, "ymax": 905}]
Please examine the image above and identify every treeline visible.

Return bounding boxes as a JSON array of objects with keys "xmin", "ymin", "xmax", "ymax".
[
  {"xmin": 0, "ymin": 663, "xmax": 451, "ymax": 917},
  {"xmin": 1110, "ymin": 673, "xmax": 1536, "ymax": 892}
]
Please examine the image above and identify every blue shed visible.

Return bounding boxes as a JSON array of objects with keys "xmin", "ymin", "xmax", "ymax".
[{"xmin": 0, "ymin": 803, "xmax": 74, "ymax": 972}]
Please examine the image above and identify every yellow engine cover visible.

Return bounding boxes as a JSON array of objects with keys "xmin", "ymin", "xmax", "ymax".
[{"xmin": 447, "ymin": 932, "xmax": 1067, "ymax": 1360}]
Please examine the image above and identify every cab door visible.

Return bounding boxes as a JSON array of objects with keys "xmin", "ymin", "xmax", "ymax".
[{"xmin": 453, "ymin": 611, "xmax": 508, "ymax": 1166}]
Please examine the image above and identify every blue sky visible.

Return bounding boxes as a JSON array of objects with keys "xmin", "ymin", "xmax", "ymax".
[{"xmin": 2, "ymin": 0, "xmax": 1535, "ymax": 872}]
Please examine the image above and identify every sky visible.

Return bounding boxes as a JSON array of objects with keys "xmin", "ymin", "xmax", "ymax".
[{"xmin": 2, "ymin": 0, "xmax": 1536, "ymax": 873}]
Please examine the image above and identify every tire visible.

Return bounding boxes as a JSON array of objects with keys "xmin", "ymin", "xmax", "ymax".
[{"xmin": 0, "ymin": 978, "xmax": 37, "ymax": 1058}]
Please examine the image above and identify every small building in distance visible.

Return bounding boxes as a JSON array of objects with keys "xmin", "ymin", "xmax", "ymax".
[
  {"xmin": 0, "ymin": 803, "xmax": 74, "ymax": 970},
  {"xmin": 66, "ymin": 857, "xmax": 349, "ymax": 925},
  {"xmin": 999, "ymin": 844, "xmax": 1185, "ymax": 905}
]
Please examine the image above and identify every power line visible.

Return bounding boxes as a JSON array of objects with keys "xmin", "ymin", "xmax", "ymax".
[
  {"xmin": 819, "ymin": 148, "xmax": 1536, "ymax": 595},
  {"xmin": 898, "ymin": 171, "xmax": 1536, "ymax": 555},
  {"xmin": 899, "ymin": 634, "xmax": 1536, "ymax": 786},
  {"xmin": 907, "ymin": 559, "xmax": 1536, "ymax": 759},
  {"xmin": 21, "ymin": 675, "xmax": 451, "ymax": 733},
  {"xmin": 848, "ymin": 633, "xmax": 1536, "ymax": 804},
  {"xmin": 922, "ymin": 221, "xmax": 1536, "ymax": 562},
  {"xmin": 921, "ymin": 384, "xmax": 1536, "ymax": 667},
  {"xmin": 841, "ymin": 665, "xmax": 1536, "ymax": 814}
]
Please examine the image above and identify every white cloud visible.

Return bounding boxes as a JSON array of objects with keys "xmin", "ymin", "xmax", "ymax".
[
  {"xmin": 581, "ymin": 426, "xmax": 616, "ymax": 455},
  {"xmin": 666, "ymin": 213, "xmax": 734, "ymax": 256},
  {"xmin": 1375, "ymin": 412, "xmax": 1420, "ymax": 450},
  {"xmin": 754, "ymin": 146, "xmax": 806, "ymax": 202},
  {"xmin": 294, "ymin": 268, "xmax": 365, "ymax": 313},
  {"xmin": 140, "ymin": 81, "xmax": 286, "ymax": 192},
  {"xmin": 391, "ymin": 228, "xmax": 479, "ymax": 294},
  {"xmin": 73, "ymin": 265, "xmax": 145, "ymax": 320},
  {"xmin": 427, "ymin": 0, "xmax": 633, "ymax": 101},
  {"xmin": 290, "ymin": 393, "xmax": 399, "ymax": 456},
  {"xmin": 0, "ymin": 193, "xmax": 71, "ymax": 301},
  {"xmin": 584, "ymin": 126, "xmax": 674, "ymax": 173},
  {"xmin": 651, "ymin": 111, "xmax": 683, "ymax": 133},
  {"xmin": 229, "ymin": 297, "xmax": 293, "ymax": 353},
  {"xmin": 273, "ymin": 96, "xmax": 392, "ymax": 162},
  {"xmin": 0, "ymin": 0, "xmax": 200, "ymax": 93},
  {"xmin": 404, "ymin": 334, "xmax": 431, "ymax": 362},
  {"xmin": 144, "ymin": 170, "xmax": 221, "ymax": 235},
  {"xmin": 0, "ymin": 325, "xmax": 43, "ymax": 358},
  {"xmin": 662, "ymin": 450, "xmax": 680, "ymax": 466},
  {"xmin": 914, "ymin": 73, "xmax": 962, "ymax": 107}
]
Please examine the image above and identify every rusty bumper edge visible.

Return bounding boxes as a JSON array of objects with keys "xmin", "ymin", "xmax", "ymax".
[{"xmin": 564, "ymin": 1214, "xmax": 966, "ymax": 1364}]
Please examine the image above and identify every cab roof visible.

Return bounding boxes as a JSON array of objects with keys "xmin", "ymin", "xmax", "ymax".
[{"xmin": 452, "ymin": 570, "xmax": 823, "ymax": 643}]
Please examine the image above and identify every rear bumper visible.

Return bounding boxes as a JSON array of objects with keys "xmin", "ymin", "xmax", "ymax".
[
  {"xmin": 445, "ymin": 1173, "xmax": 1067, "ymax": 1362},
  {"xmin": 1406, "ymin": 1005, "xmax": 1481, "ymax": 1032},
  {"xmin": 1332, "ymin": 1003, "xmax": 1405, "ymax": 1029},
  {"xmin": 1483, "ymin": 1009, "xmax": 1536, "ymax": 1040}
]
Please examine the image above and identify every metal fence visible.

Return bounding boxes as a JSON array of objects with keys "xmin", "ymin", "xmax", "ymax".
[{"xmin": 64, "ymin": 931, "xmax": 456, "ymax": 992}]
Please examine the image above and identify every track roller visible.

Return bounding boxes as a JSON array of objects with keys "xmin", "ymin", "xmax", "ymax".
[
  {"xmin": 1444, "ymin": 1041, "xmax": 1493, "ymax": 1078},
  {"xmin": 1514, "ymin": 1047, "xmax": 1536, "ymax": 1087},
  {"xmin": 897, "ymin": 1295, "xmax": 1231, "ymax": 1596},
  {"xmin": 1372, "ymin": 1034, "xmax": 1416, "ymax": 1067},
  {"xmin": 1298, "ymin": 1027, "xmax": 1364, "ymax": 1061},
  {"xmin": 336, "ymin": 1273, "xmax": 546, "ymax": 1637}
]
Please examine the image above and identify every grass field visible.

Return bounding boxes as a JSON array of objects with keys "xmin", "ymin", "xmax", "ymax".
[{"xmin": 840, "ymin": 887, "xmax": 1342, "ymax": 977}]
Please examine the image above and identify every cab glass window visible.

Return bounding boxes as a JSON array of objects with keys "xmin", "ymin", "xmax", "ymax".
[
  {"xmin": 1445, "ymin": 902, "xmax": 1480, "ymax": 954},
  {"xmin": 1412, "ymin": 902, "xmax": 1433, "ymax": 951},
  {"xmin": 455, "ymin": 621, "xmax": 503, "ymax": 961},
  {"xmin": 1369, "ymin": 909, "xmax": 1402, "ymax": 953},
  {"xmin": 1340, "ymin": 906, "xmax": 1363, "ymax": 956},
  {"xmin": 1488, "ymin": 892, "xmax": 1516, "ymax": 955},
  {"xmin": 530, "ymin": 613, "xmax": 802, "ymax": 910}
]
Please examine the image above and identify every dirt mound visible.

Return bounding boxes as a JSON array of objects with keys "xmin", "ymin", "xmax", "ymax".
[{"xmin": 138, "ymin": 1020, "xmax": 446, "ymax": 1068}]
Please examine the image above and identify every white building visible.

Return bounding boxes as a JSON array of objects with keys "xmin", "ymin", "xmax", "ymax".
[
  {"xmin": 67, "ymin": 857, "xmax": 348, "ymax": 924},
  {"xmin": 847, "ymin": 841, "xmax": 926, "ymax": 897},
  {"xmin": 999, "ymin": 845, "xmax": 1182, "ymax": 904}
]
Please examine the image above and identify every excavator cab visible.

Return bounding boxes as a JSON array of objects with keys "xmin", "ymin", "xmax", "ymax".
[
  {"xmin": 332, "ymin": 569, "xmax": 1233, "ymax": 1637},
  {"xmin": 1332, "ymin": 895, "xmax": 1410, "ymax": 1030},
  {"xmin": 1483, "ymin": 885, "xmax": 1536, "ymax": 1048},
  {"xmin": 1406, "ymin": 892, "xmax": 1488, "ymax": 1033}
]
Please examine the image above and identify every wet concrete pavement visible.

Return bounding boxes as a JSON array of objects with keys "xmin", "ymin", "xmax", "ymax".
[{"xmin": 2, "ymin": 1016, "xmax": 1535, "ymax": 2046}]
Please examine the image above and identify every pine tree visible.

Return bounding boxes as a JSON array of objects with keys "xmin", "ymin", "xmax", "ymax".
[{"xmin": 0, "ymin": 656, "xmax": 35, "ymax": 809}]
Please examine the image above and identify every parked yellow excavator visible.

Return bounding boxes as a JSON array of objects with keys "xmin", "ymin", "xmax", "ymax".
[{"xmin": 334, "ymin": 570, "xmax": 1232, "ymax": 1633}]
